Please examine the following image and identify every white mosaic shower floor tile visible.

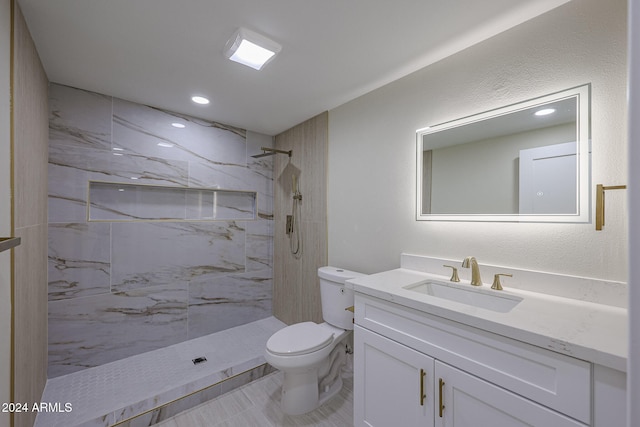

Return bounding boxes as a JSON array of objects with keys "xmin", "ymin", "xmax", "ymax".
[{"xmin": 35, "ymin": 317, "xmax": 286, "ymax": 427}]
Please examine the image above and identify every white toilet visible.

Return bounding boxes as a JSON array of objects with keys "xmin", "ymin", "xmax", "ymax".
[{"xmin": 265, "ymin": 266, "xmax": 365, "ymax": 415}]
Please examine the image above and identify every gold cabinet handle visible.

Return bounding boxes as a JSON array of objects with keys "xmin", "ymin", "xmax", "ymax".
[
  {"xmin": 419, "ymin": 369, "xmax": 426, "ymax": 406},
  {"xmin": 438, "ymin": 378, "xmax": 445, "ymax": 417},
  {"xmin": 345, "ymin": 306, "xmax": 354, "ymax": 312}
]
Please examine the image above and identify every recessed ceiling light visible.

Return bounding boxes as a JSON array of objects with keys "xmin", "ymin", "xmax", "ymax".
[
  {"xmin": 171, "ymin": 122, "xmax": 186, "ymax": 128},
  {"xmin": 535, "ymin": 108, "xmax": 556, "ymax": 116},
  {"xmin": 157, "ymin": 142, "xmax": 174, "ymax": 148},
  {"xmin": 224, "ymin": 28, "xmax": 281, "ymax": 71},
  {"xmin": 112, "ymin": 147, "xmax": 124, "ymax": 151},
  {"xmin": 113, "ymin": 152, "xmax": 123, "ymax": 156},
  {"xmin": 191, "ymin": 96, "xmax": 210, "ymax": 105}
]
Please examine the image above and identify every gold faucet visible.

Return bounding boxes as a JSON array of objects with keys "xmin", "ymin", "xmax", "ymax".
[
  {"xmin": 491, "ymin": 273, "xmax": 512, "ymax": 291},
  {"xmin": 461, "ymin": 256, "xmax": 482, "ymax": 286}
]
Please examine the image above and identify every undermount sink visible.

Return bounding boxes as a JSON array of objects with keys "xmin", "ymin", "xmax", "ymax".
[{"xmin": 403, "ymin": 280, "xmax": 523, "ymax": 313}]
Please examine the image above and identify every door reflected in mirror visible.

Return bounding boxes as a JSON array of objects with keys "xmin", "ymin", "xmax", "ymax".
[{"xmin": 416, "ymin": 84, "xmax": 590, "ymax": 223}]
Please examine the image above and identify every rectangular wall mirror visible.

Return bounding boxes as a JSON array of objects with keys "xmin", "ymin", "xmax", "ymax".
[{"xmin": 416, "ymin": 84, "xmax": 591, "ymax": 223}]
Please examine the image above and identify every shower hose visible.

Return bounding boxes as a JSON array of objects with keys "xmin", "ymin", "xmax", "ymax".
[{"xmin": 290, "ymin": 175, "xmax": 302, "ymax": 258}]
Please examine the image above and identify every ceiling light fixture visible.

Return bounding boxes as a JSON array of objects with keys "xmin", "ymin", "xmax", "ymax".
[
  {"xmin": 534, "ymin": 108, "xmax": 556, "ymax": 116},
  {"xmin": 224, "ymin": 28, "xmax": 281, "ymax": 71},
  {"xmin": 191, "ymin": 96, "xmax": 210, "ymax": 105},
  {"xmin": 171, "ymin": 122, "xmax": 186, "ymax": 128}
]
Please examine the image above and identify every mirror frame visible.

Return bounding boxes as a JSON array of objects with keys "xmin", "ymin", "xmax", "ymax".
[{"xmin": 416, "ymin": 84, "xmax": 591, "ymax": 223}]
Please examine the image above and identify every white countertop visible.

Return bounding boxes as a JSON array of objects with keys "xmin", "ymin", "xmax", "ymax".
[{"xmin": 348, "ymin": 267, "xmax": 627, "ymax": 372}]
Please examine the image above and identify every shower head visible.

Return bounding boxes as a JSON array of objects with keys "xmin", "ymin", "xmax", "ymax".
[
  {"xmin": 251, "ymin": 147, "xmax": 292, "ymax": 158},
  {"xmin": 251, "ymin": 151, "xmax": 276, "ymax": 159}
]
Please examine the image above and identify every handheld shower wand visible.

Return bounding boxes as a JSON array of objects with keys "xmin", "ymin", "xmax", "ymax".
[
  {"xmin": 292, "ymin": 174, "xmax": 302, "ymax": 201},
  {"xmin": 289, "ymin": 174, "xmax": 302, "ymax": 258}
]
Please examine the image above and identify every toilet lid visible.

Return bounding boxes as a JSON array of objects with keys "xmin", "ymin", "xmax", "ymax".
[{"xmin": 267, "ymin": 322, "xmax": 334, "ymax": 356}]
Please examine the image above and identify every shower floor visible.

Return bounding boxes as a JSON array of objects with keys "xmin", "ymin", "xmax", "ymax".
[{"xmin": 34, "ymin": 316, "xmax": 286, "ymax": 427}]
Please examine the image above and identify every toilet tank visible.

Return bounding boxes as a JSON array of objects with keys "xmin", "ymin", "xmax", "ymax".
[{"xmin": 318, "ymin": 266, "xmax": 366, "ymax": 330}]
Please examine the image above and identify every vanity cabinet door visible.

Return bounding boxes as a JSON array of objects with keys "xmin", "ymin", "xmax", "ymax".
[
  {"xmin": 434, "ymin": 361, "xmax": 586, "ymax": 427},
  {"xmin": 354, "ymin": 325, "xmax": 435, "ymax": 427}
]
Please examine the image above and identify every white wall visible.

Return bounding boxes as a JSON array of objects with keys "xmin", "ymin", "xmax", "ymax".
[
  {"xmin": 0, "ymin": 0, "xmax": 12, "ymax": 425},
  {"xmin": 328, "ymin": 0, "xmax": 628, "ymax": 282}
]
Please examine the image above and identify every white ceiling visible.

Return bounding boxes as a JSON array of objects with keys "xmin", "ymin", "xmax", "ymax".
[{"xmin": 17, "ymin": 0, "xmax": 569, "ymax": 136}]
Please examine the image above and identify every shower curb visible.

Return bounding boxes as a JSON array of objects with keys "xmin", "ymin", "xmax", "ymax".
[{"xmin": 112, "ymin": 362, "xmax": 276, "ymax": 427}]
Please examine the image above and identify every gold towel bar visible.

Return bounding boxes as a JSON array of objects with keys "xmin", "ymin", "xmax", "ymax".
[{"xmin": 595, "ymin": 184, "xmax": 627, "ymax": 230}]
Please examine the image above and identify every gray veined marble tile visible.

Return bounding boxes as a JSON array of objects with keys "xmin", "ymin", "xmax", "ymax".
[
  {"xmin": 247, "ymin": 153, "xmax": 274, "ymax": 182},
  {"xmin": 47, "ymin": 284, "xmax": 188, "ymax": 378},
  {"xmin": 48, "ymin": 144, "xmax": 105, "ymax": 223},
  {"xmin": 88, "ymin": 183, "xmax": 256, "ymax": 222},
  {"xmin": 111, "ymin": 222, "xmax": 246, "ymax": 292},
  {"xmin": 50, "ymin": 142, "xmax": 190, "ymax": 187},
  {"xmin": 245, "ymin": 136, "xmax": 274, "ymax": 220},
  {"xmin": 48, "ymin": 160, "xmax": 90, "ymax": 223},
  {"xmin": 247, "ymin": 162, "xmax": 274, "ymax": 220},
  {"xmin": 187, "ymin": 161, "xmax": 253, "ymax": 191},
  {"xmin": 112, "ymin": 98, "xmax": 247, "ymax": 167},
  {"xmin": 185, "ymin": 190, "xmax": 256, "ymax": 221},
  {"xmin": 245, "ymin": 220, "xmax": 273, "ymax": 271},
  {"xmin": 49, "ymin": 144, "xmax": 190, "ymax": 222},
  {"xmin": 49, "ymin": 83, "xmax": 113, "ymax": 151},
  {"xmin": 105, "ymin": 150, "xmax": 190, "ymax": 187},
  {"xmin": 48, "ymin": 222, "xmax": 111, "ymax": 301},
  {"xmin": 90, "ymin": 183, "xmax": 189, "ymax": 221},
  {"xmin": 188, "ymin": 269, "xmax": 273, "ymax": 339}
]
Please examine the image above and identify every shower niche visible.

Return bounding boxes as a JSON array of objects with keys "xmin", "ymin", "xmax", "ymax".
[{"xmin": 88, "ymin": 180, "xmax": 257, "ymax": 222}]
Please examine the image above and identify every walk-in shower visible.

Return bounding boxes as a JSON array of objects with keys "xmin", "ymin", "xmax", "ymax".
[{"xmin": 47, "ymin": 84, "xmax": 275, "ymax": 379}]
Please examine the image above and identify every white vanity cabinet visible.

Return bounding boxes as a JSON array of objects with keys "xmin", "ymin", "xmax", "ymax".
[
  {"xmin": 434, "ymin": 361, "xmax": 585, "ymax": 427},
  {"xmin": 354, "ymin": 324, "xmax": 435, "ymax": 426},
  {"xmin": 354, "ymin": 294, "xmax": 600, "ymax": 427}
]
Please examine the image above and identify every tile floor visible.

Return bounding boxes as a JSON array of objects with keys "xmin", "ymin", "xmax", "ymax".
[{"xmin": 155, "ymin": 370, "xmax": 354, "ymax": 427}]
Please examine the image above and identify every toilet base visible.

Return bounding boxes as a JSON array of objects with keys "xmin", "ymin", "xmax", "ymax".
[
  {"xmin": 280, "ymin": 369, "xmax": 319, "ymax": 415},
  {"xmin": 318, "ymin": 375, "xmax": 343, "ymax": 407},
  {"xmin": 279, "ymin": 370, "xmax": 344, "ymax": 416}
]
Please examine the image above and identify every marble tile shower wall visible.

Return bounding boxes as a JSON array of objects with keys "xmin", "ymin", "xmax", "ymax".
[{"xmin": 47, "ymin": 84, "xmax": 274, "ymax": 378}]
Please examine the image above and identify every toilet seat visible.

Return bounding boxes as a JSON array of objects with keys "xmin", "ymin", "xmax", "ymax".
[{"xmin": 266, "ymin": 322, "xmax": 334, "ymax": 356}]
